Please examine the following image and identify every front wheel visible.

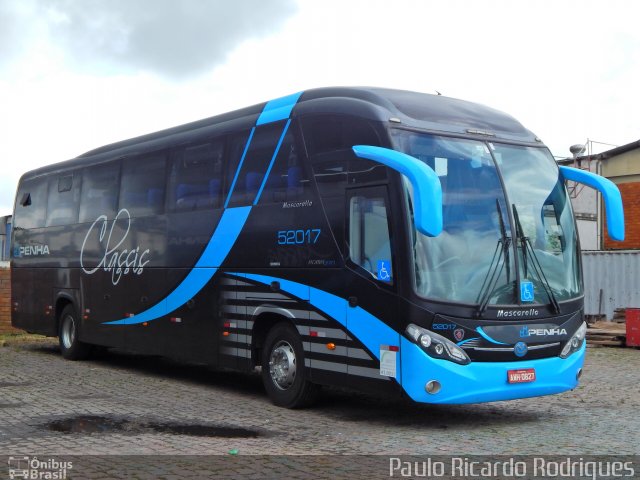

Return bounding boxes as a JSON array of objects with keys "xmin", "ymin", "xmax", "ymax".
[
  {"xmin": 58, "ymin": 305, "xmax": 92, "ymax": 360},
  {"xmin": 261, "ymin": 322, "xmax": 320, "ymax": 408}
]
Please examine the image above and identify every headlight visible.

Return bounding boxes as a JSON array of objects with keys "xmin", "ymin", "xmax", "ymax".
[
  {"xmin": 560, "ymin": 321, "xmax": 587, "ymax": 359},
  {"xmin": 406, "ymin": 323, "xmax": 470, "ymax": 365}
]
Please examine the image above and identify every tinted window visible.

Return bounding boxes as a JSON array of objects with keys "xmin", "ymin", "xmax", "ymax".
[
  {"xmin": 226, "ymin": 122, "xmax": 285, "ymax": 207},
  {"xmin": 258, "ymin": 130, "xmax": 311, "ymax": 204},
  {"xmin": 14, "ymin": 177, "xmax": 48, "ymax": 229},
  {"xmin": 46, "ymin": 173, "xmax": 80, "ymax": 226},
  {"xmin": 304, "ymin": 115, "xmax": 381, "ymax": 156},
  {"xmin": 348, "ymin": 193, "xmax": 393, "ymax": 283},
  {"xmin": 311, "ymin": 151, "xmax": 348, "ymax": 197},
  {"xmin": 80, "ymin": 162, "xmax": 120, "ymax": 222},
  {"xmin": 311, "ymin": 149, "xmax": 387, "ymax": 198},
  {"xmin": 168, "ymin": 140, "xmax": 224, "ymax": 211},
  {"xmin": 120, "ymin": 154, "xmax": 166, "ymax": 216},
  {"xmin": 224, "ymin": 131, "xmax": 251, "ymax": 204},
  {"xmin": 306, "ymin": 116, "xmax": 386, "ymax": 191}
]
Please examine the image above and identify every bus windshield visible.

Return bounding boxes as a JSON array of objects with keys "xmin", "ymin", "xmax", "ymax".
[
  {"xmin": 392, "ymin": 131, "xmax": 581, "ymax": 307},
  {"xmin": 494, "ymin": 142, "xmax": 581, "ymax": 303}
]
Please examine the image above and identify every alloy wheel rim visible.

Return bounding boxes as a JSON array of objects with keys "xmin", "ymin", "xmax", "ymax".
[
  {"xmin": 268, "ymin": 341, "xmax": 296, "ymax": 390},
  {"xmin": 61, "ymin": 315, "xmax": 75, "ymax": 349}
]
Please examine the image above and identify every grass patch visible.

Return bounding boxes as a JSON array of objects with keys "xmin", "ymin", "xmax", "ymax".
[{"xmin": 0, "ymin": 333, "xmax": 54, "ymax": 347}]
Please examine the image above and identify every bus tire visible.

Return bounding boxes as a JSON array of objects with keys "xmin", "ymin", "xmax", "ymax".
[
  {"xmin": 58, "ymin": 305, "xmax": 92, "ymax": 360},
  {"xmin": 261, "ymin": 322, "xmax": 320, "ymax": 408}
]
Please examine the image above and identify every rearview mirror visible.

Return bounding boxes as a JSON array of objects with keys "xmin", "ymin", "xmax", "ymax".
[
  {"xmin": 352, "ymin": 145, "xmax": 443, "ymax": 237},
  {"xmin": 559, "ymin": 166, "xmax": 625, "ymax": 241}
]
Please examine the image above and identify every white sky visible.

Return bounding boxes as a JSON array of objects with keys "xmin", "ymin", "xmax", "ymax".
[{"xmin": 1, "ymin": 0, "xmax": 638, "ymax": 214}]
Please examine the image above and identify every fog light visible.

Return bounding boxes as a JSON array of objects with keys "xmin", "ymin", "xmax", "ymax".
[
  {"xmin": 425, "ymin": 380, "xmax": 441, "ymax": 394},
  {"xmin": 576, "ymin": 368, "xmax": 582, "ymax": 380}
]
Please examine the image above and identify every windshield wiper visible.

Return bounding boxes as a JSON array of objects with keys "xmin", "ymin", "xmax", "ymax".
[
  {"xmin": 475, "ymin": 200, "xmax": 511, "ymax": 317},
  {"xmin": 512, "ymin": 204, "xmax": 560, "ymax": 313}
]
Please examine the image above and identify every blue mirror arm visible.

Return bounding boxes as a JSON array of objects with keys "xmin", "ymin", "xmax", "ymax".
[
  {"xmin": 352, "ymin": 145, "xmax": 443, "ymax": 237},
  {"xmin": 559, "ymin": 166, "xmax": 625, "ymax": 241}
]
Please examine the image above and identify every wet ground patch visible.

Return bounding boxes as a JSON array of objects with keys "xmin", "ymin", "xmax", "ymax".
[
  {"xmin": 0, "ymin": 381, "xmax": 33, "ymax": 387},
  {"xmin": 44, "ymin": 415, "xmax": 267, "ymax": 438}
]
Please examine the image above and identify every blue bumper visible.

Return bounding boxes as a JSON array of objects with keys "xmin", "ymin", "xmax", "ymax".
[{"xmin": 401, "ymin": 337, "xmax": 585, "ymax": 404}]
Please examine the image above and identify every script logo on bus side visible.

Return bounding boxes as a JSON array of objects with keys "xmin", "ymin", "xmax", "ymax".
[
  {"xmin": 282, "ymin": 199, "xmax": 313, "ymax": 209},
  {"xmin": 496, "ymin": 308, "xmax": 539, "ymax": 318},
  {"xmin": 80, "ymin": 208, "xmax": 150, "ymax": 286}
]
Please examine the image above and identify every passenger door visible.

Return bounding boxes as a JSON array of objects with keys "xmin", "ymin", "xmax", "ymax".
[{"xmin": 345, "ymin": 186, "xmax": 401, "ymax": 384}]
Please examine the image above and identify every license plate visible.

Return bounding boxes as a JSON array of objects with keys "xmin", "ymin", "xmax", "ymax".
[{"xmin": 507, "ymin": 368, "xmax": 536, "ymax": 384}]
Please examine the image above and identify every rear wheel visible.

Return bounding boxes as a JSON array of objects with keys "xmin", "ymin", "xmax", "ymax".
[
  {"xmin": 261, "ymin": 322, "xmax": 320, "ymax": 408},
  {"xmin": 58, "ymin": 305, "xmax": 92, "ymax": 360}
]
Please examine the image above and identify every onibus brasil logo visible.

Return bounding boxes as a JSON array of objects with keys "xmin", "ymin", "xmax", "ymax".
[{"xmin": 8, "ymin": 456, "xmax": 73, "ymax": 479}]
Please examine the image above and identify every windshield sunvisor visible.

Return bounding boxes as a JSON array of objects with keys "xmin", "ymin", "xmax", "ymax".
[
  {"xmin": 352, "ymin": 145, "xmax": 443, "ymax": 237},
  {"xmin": 559, "ymin": 166, "xmax": 625, "ymax": 241}
]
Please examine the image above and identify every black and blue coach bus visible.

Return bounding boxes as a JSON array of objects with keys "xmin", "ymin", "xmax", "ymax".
[{"xmin": 11, "ymin": 87, "xmax": 625, "ymax": 408}]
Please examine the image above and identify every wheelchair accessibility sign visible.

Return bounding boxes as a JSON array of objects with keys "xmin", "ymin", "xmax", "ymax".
[
  {"xmin": 520, "ymin": 280, "xmax": 534, "ymax": 302},
  {"xmin": 377, "ymin": 260, "xmax": 392, "ymax": 282}
]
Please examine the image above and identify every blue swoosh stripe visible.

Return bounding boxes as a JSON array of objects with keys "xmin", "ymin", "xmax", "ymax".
[
  {"xmin": 254, "ymin": 119, "xmax": 291, "ymax": 205},
  {"xmin": 224, "ymin": 127, "xmax": 255, "ymax": 209},
  {"xmin": 104, "ymin": 206, "xmax": 251, "ymax": 325},
  {"xmin": 475, "ymin": 327, "xmax": 508, "ymax": 345},
  {"xmin": 104, "ymin": 91, "xmax": 303, "ymax": 326},
  {"xmin": 226, "ymin": 272, "xmax": 399, "ymax": 361},
  {"xmin": 256, "ymin": 92, "xmax": 302, "ymax": 125}
]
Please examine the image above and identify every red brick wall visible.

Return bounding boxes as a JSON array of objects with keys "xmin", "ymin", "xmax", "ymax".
[
  {"xmin": 0, "ymin": 266, "xmax": 18, "ymax": 334},
  {"xmin": 604, "ymin": 182, "xmax": 640, "ymax": 249}
]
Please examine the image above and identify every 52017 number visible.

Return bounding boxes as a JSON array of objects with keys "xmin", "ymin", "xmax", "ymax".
[{"xmin": 277, "ymin": 229, "xmax": 321, "ymax": 245}]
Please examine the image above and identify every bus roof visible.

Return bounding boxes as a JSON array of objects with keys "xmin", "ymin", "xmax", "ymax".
[{"xmin": 24, "ymin": 87, "xmax": 541, "ymax": 178}]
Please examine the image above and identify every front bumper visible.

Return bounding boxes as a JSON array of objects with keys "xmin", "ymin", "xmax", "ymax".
[{"xmin": 401, "ymin": 337, "xmax": 585, "ymax": 404}]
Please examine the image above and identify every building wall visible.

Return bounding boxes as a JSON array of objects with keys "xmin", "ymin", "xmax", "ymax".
[
  {"xmin": 603, "ymin": 181, "xmax": 640, "ymax": 249},
  {"xmin": 576, "ymin": 218, "xmax": 598, "ymax": 250},
  {"xmin": 0, "ymin": 265, "xmax": 17, "ymax": 334},
  {"xmin": 0, "ymin": 215, "xmax": 11, "ymax": 261},
  {"xmin": 601, "ymin": 149, "xmax": 640, "ymax": 179},
  {"xmin": 601, "ymin": 149, "xmax": 640, "ymax": 250}
]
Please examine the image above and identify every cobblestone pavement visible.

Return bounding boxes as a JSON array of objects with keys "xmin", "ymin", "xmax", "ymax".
[{"xmin": 1, "ymin": 340, "xmax": 639, "ymax": 477}]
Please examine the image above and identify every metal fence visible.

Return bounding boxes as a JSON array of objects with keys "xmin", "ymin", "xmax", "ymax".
[{"xmin": 582, "ymin": 250, "xmax": 640, "ymax": 319}]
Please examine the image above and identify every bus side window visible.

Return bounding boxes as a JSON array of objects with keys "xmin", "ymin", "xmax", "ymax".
[
  {"xmin": 304, "ymin": 116, "xmax": 380, "ymax": 156},
  {"xmin": 348, "ymin": 192, "xmax": 393, "ymax": 283},
  {"xmin": 304, "ymin": 115, "xmax": 386, "ymax": 185},
  {"xmin": 259, "ymin": 131, "xmax": 310, "ymax": 204},
  {"xmin": 79, "ymin": 162, "xmax": 120, "ymax": 222},
  {"xmin": 46, "ymin": 173, "xmax": 80, "ymax": 226},
  {"xmin": 226, "ymin": 123, "xmax": 284, "ymax": 207},
  {"xmin": 312, "ymin": 153, "xmax": 348, "ymax": 196},
  {"xmin": 120, "ymin": 154, "xmax": 166, "ymax": 217},
  {"xmin": 14, "ymin": 178, "xmax": 48, "ymax": 229},
  {"xmin": 169, "ymin": 140, "xmax": 224, "ymax": 211}
]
